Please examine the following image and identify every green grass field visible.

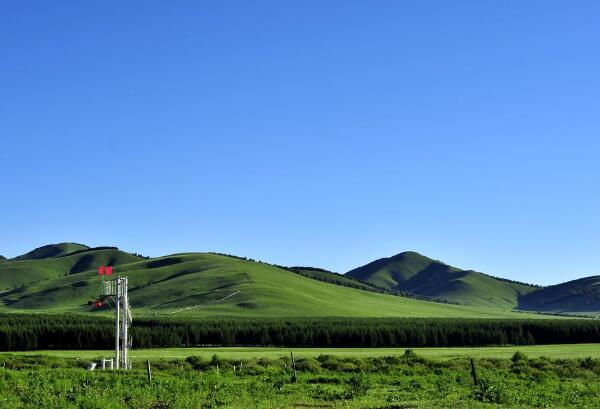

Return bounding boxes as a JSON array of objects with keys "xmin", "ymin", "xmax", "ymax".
[
  {"xmin": 2, "ymin": 347, "xmax": 600, "ymax": 408},
  {"xmin": 4, "ymin": 344, "xmax": 599, "ymax": 361}
]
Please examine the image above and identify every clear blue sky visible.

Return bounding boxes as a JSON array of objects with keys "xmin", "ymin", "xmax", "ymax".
[{"xmin": 1, "ymin": 1, "xmax": 599, "ymax": 285}]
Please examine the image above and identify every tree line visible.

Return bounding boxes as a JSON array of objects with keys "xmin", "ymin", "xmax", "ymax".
[{"xmin": 1, "ymin": 313, "xmax": 600, "ymax": 351}]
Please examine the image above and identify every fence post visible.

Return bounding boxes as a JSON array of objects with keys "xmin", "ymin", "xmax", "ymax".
[
  {"xmin": 470, "ymin": 358, "xmax": 478, "ymax": 385},
  {"xmin": 146, "ymin": 360, "xmax": 152, "ymax": 382},
  {"xmin": 290, "ymin": 352, "xmax": 297, "ymax": 382}
]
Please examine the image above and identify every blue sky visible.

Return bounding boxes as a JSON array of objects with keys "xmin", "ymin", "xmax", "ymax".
[{"xmin": 1, "ymin": 1, "xmax": 599, "ymax": 285}]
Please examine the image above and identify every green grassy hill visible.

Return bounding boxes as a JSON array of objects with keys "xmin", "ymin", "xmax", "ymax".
[
  {"xmin": 13, "ymin": 243, "xmax": 89, "ymax": 260},
  {"xmin": 287, "ymin": 266, "xmax": 377, "ymax": 292},
  {"xmin": 346, "ymin": 251, "xmax": 537, "ymax": 309},
  {"xmin": 518, "ymin": 276, "xmax": 600, "ymax": 315},
  {"xmin": 0, "ymin": 245, "xmax": 142, "ymax": 291},
  {"xmin": 0, "ymin": 250, "xmax": 544, "ymax": 318}
]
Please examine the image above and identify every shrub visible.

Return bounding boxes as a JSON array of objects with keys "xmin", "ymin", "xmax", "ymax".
[
  {"xmin": 344, "ymin": 374, "xmax": 370, "ymax": 399},
  {"xmin": 185, "ymin": 356, "xmax": 208, "ymax": 371},
  {"xmin": 209, "ymin": 354, "xmax": 221, "ymax": 367},
  {"xmin": 270, "ymin": 374, "xmax": 286, "ymax": 391},
  {"xmin": 580, "ymin": 357, "xmax": 599, "ymax": 371},
  {"xmin": 295, "ymin": 358, "xmax": 322, "ymax": 373},
  {"xmin": 510, "ymin": 351, "xmax": 530, "ymax": 374},
  {"xmin": 474, "ymin": 378, "xmax": 509, "ymax": 404},
  {"xmin": 317, "ymin": 355, "xmax": 343, "ymax": 371},
  {"xmin": 256, "ymin": 357, "xmax": 274, "ymax": 368},
  {"xmin": 511, "ymin": 351, "xmax": 528, "ymax": 363}
]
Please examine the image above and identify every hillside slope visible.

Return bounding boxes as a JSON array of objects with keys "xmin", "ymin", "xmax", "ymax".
[
  {"xmin": 0, "ymin": 247, "xmax": 142, "ymax": 290},
  {"xmin": 519, "ymin": 276, "xmax": 600, "ymax": 314},
  {"xmin": 288, "ymin": 266, "xmax": 377, "ymax": 292},
  {"xmin": 0, "ymin": 252, "xmax": 543, "ymax": 318},
  {"xmin": 347, "ymin": 251, "xmax": 537, "ymax": 309}
]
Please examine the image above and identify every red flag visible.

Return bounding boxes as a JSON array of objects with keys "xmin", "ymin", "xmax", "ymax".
[
  {"xmin": 106, "ymin": 266, "xmax": 112, "ymax": 276},
  {"xmin": 98, "ymin": 265, "xmax": 105, "ymax": 275}
]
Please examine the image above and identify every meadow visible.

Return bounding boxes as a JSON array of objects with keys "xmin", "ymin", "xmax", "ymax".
[
  {"xmin": 3, "ymin": 343, "xmax": 600, "ymax": 361},
  {"xmin": 3, "ymin": 248, "xmax": 600, "ymax": 408},
  {"xmin": 1, "ymin": 349, "xmax": 600, "ymax": 408}
]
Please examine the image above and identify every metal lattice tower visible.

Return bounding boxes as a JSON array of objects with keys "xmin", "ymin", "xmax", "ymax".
[{"xmin": 102, "ymin": 276, "xmax": 132, "ymax": 370}]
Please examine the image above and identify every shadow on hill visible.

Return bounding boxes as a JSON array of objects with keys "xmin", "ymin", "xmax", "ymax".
[
  {"xmin": 518, "ymin": 276, "xmax": 600, "ymax": 312},
  {"xmin": 146, "ymin": 257, "xmax": 183, "ymax": 269},
  {"xmin": 400, "ymin": 263, "xmax": 464, "ymax": 291},
  {"xmin": 129, "ymin": 268, "xmax": 201, "ymax": 293},
  {"xmin": 70, "ymin": 255, "xmax": 95, "ymax": 274}
]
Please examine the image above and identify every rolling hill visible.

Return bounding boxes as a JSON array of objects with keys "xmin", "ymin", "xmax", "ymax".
[
  {"xmin": 13, "ymin": 243, "xmax": 90, "ymax": 260},
  {"xmin": 518, "ymin": 276, "xmax": 600, "ymax": 315},
  {"xmin": 346, "ymin": 251, "xmax": 538, "ymax": 309},
  {"xmin": 0, "ymin": 243, "xmax": 143, "ymax": 291},
  {"xmin": 0, "ymin": 246, "xmax": 545, "ymax": 318},
  {"xmin": 1, "ymin": 243, "xmax": 596, "ymax": 317}
]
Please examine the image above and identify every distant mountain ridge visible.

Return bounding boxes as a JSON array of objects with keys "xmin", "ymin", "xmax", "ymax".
[
  {"xmin": 346, "ymin": 251, "xmax": 535, "ymax": 310},
  {"xmin": 518, "ymin": 276, "xmax": 600, "ymax": 314},
  {"xmin": 0, "ymin": 243, "xmax": 598, "ymax": 315},
  {"xmin": 0, "ymin": 244, "xmax": 538, "ymax": 318},
  {"xmin": 346, "ymin": 251, "xmax": 599, "ymax": 314}
]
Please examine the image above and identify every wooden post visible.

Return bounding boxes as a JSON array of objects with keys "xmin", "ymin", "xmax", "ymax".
[
  {"xmin": 146, "ymin": 360, "xmax": 152, "ymax": 382},
  {"xmin": 470, "ymin": 358, "xmax": 478, "ymax": 385},
  {"xmin": 216, "ymin": 364, "xmax": 219, "ymax": 376},
  {"xmin": 290, "ymin": 352, "xmax": 297, "ymax": 382}
]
